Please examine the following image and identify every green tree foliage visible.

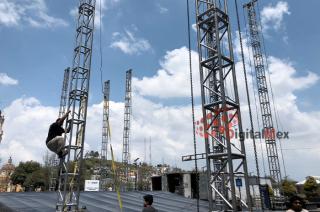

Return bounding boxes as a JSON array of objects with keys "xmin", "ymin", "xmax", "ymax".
[
  {"xmin": 137, "ymin": 163, "xmax": 153, "ymax": 191},
  {"xmin": 85, "ymin": 151, "xmax": 99, "ymax": 158},
  {"xmin": 24, "ymin": 170, "xmax": 46, "ymax": 188},
  {"xmin": 10, "ymin": 161, "xmax": 49, "ymax": 190},
  {"xmin": 281, "ymin": 178, "xmax": 297, "ymax": 197},
  {"xmin": 304, "ymin": 176, "xmax": 319, "ymax": 199},
  {"xmin": 11, "ymin": 161, "xmax": 41, "ymax": 185}
]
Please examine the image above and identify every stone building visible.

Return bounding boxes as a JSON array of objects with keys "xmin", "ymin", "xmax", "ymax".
[{"xmin": 0, "ymin": 157, "xmax": 15, "ymax": 192}]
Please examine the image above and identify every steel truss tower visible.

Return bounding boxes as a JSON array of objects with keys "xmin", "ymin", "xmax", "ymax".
[
  {"xmin": 56, "ymin": 0, "xmax": 95, "ymax": 211},
  {"xmin": 59, "ymin": 68, "xmax": 71, "ymax": 118},
  {"xmin": 50, "ymin": 68, "xmax": 71, "ymax": 191},
  {"xmin": 100, "ymin": 80, "xmax": 110, "ymax": 190},
  {"xmin": 195, "ymin": 0, "xmax": 251, "ymax": 210},
  {"xmin": 244, "ymin": 0, "xmax": 282, "ymax": 198},
  {"xmin": 0, "ymin": 110, "xmax": 4, "ymax": 143},
  {"xmin": 122, "ymin": 69, "xmax": 132, "ymax": 188}
]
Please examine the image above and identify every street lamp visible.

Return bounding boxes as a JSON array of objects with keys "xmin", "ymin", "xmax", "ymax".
[{"xmin": 133, "ymin": 158, "xmax": 140, "ymax": 190}]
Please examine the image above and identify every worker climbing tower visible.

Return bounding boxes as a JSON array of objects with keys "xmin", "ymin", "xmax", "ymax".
[
  {"xmin": 194, "ymin": 0, "xmax": 252, "ymax": 210},
  {"xmin": 0, "ymin": 110, "xmax": 4, "ymax": 143},
  {"xmin": 244, "ymin": 0, "xmax": 283, "ymax": 202},
  {"xmin": 49, "ymin": 68, "xmax": 71, "ymax": 191},
  {"xmin": 122, "ymin": 69, "xmax": 132, "ymax": 190},
  {"xmin": 100, "ymin": 80, "xmax": 110, "ymax": 190},
  {"xmin": 56, "ymin": 0, "xmax": 95, "ymax": 211}
]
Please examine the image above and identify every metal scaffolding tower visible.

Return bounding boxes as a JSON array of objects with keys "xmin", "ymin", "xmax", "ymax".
[
  {"xmin": 100, "ymin": 80, "xmax": 110, "ymax": 190},
  {"xmin": 56, "ymin": 0, "xmax": 95, "ymax": 211},
  {"xmin": 244, "ymin": 0, "xmax": 282, "ymax": 199},
  {"xmin": 122, "ymin": 69, "xmax": 132, "ymax": 188},
  {"xmin": 49, "ymin": 68, "xmax": 71, "ymax": 191},
  {"xmin": 0, "ymin": 110, "xmax": 4, "ymax": 143},
  {"xmin": 193, "ymin": 0, "xmax": 252, "ymax": 210}
]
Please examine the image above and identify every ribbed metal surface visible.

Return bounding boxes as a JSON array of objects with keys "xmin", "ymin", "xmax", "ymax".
[{"xmin": 0, "ymin": 191, "xmax": 209, "ymax": 212}]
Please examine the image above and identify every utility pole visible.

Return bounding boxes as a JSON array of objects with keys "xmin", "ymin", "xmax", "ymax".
[
  {"xmin": 100, "ymin": 80, "xmax": 110, "ymax": 191},
  {"xmin": 190, "ymin": 0, "xmax": 252, "ymax": 210},
  {"xmin": 244, "ymin": 0, "xmax": 283, "ymax": 206},
  {"xmin": 0, "ymin": 110, "xmax": 4, "ymax": 144},
  {"xmin": 122, "ymin": 69, "xmax": 132, "ymax": 190},
  {"xmin": 56, "ymin": 0, "xmax": 96, "ymax": 211},
  {"xmin": 50, "ymin": 68, "xmax": 70, "ymax": 191}
]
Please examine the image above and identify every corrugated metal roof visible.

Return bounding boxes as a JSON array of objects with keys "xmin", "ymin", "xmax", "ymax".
[{"xmin": 0, "ymin": 191, "xmax": 209, "ymax": 212}]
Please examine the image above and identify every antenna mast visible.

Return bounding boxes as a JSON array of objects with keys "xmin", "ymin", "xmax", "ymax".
[
  {"xmin": 122, "ymin": 69, "xmax": 132, "ymax": 190},
  {"xmin": 100, "ymin": 80, "xmax": 110, "ymax": 190},
  {"xmin": 244, "ymin": 0, "xmax": 283, "ymax": 203}
]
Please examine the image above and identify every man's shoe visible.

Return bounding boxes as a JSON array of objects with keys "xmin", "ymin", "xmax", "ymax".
[{"xmin": 58, "ymin": 149, "xmax": 69, "ymax": 159}]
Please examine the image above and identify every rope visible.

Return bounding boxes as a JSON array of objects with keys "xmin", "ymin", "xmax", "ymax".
[
  {"xmin": 235, "ymin": 0, "xmax": 263, "ymax": 210},
  {"xmin": 111, "ymin": 144, "xmax": 123, "ymax": 211},
  {"xmin": 186, "ymin": 0, "xmax": 199, "ymax": 211},
  {"xmin": 256, "ymin": 0, "xmax": 287, "ymax": 178}
]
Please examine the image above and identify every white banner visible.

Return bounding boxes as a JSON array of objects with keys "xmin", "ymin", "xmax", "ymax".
[{"xmin": 84, "ymin": 180, "xmax": 100, "ymax": 191}]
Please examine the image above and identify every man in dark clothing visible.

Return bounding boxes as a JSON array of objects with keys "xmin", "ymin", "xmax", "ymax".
[
  {"xmin": 46, "ymin": 111, "xmax": 71, "ymax": 158},
  {"xmin": 142, "ymin": 195, "xmax": 157, "ymax": 212}
]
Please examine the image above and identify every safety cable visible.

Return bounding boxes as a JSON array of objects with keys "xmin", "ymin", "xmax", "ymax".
[
  {"xmin": 186, "ymin": 0, "xmax": 199, "ymax": 211},
  {"xmin": 235, "ymin": 0, "xmax": 263, "ymax": 210},
  {"xmin": 256, "ymin": 0, "xmax": 287, "ymax": 178}
]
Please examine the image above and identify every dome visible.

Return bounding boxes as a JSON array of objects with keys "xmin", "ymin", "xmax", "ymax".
[{"xmin": 1, "ymin": 157, "xmax": 15, "ymax": 172}]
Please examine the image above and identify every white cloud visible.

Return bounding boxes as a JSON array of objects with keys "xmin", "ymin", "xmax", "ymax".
[
  {"xmin": 0, "ymin": 0, "xmax": 21, "ymax": 26},
  {"xmin": 233, "ymin": 32, "xmax": 320, "ymax": 180},
  {"xmin": 0, "ymin": 0, "xmax": 68, "ymax": 28},
  {"xmin": 110, "ymin": 29, "xmax": 151, "ymax": 55},
  {"xmin": 261, "ymin": 1, "xmax": 290, "ymax": 32},
  {"xmin": 1, "ymin": 45, "xmax": 319, "ymax": 181},
  {"xmin": 0, "ymin": 73, "xmax": 18, "ymax": 85},
  {"xmin": 0, "ymin": 95, "xmax": 202, "ymax": 170},
  {"xmin": 192, "ymin": 23, "xmax": 197, "ymax": 32},
  {"xmin": 133, "ymin": 47, "xmax": 200, "ymax": 98},
  {"xmin": 157, "ymin": 4, "xmax": 168, "ymax": 14}
]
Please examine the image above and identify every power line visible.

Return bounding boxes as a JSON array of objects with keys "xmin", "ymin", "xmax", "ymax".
[
  {"xmin": 186, "ymin": 0, "xmax": 199, "ymax": 210},
  {"xmin": 234, "ymin": 0, "xmax": 263, "ymax": 209}
]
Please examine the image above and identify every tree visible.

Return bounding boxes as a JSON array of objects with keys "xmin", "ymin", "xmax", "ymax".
[
  {"xmin": 304, "ymin": 176, "xmax": 319, "ymax": 199},
  {"xmin": 24, "ymin": 170, "xmax": 46, "ymax": 190},
  {"xmin": 281, "ymin": 178, "xmax": 297, "ymax": 197},
  {"xmin": 85, "ymin": 150, "xmax": 99, "ymax": 158},
  {"xmin": 11, "ymin": 161, "xmax": 41, "ymax": 186}
]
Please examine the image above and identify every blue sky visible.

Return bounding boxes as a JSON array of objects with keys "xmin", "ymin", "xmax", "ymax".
[{"xmin": 0, "ymin": 0, "xmax": 320, "ymax": 181}]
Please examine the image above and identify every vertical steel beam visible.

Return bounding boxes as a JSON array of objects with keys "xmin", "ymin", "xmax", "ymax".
[
  {"xmin": 195, "ymin": 0, "xmax": 252, "ymax": 210},
  {"xmin": 56, "ymin": 0, "xmax": 96, "ymax": 211}
]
